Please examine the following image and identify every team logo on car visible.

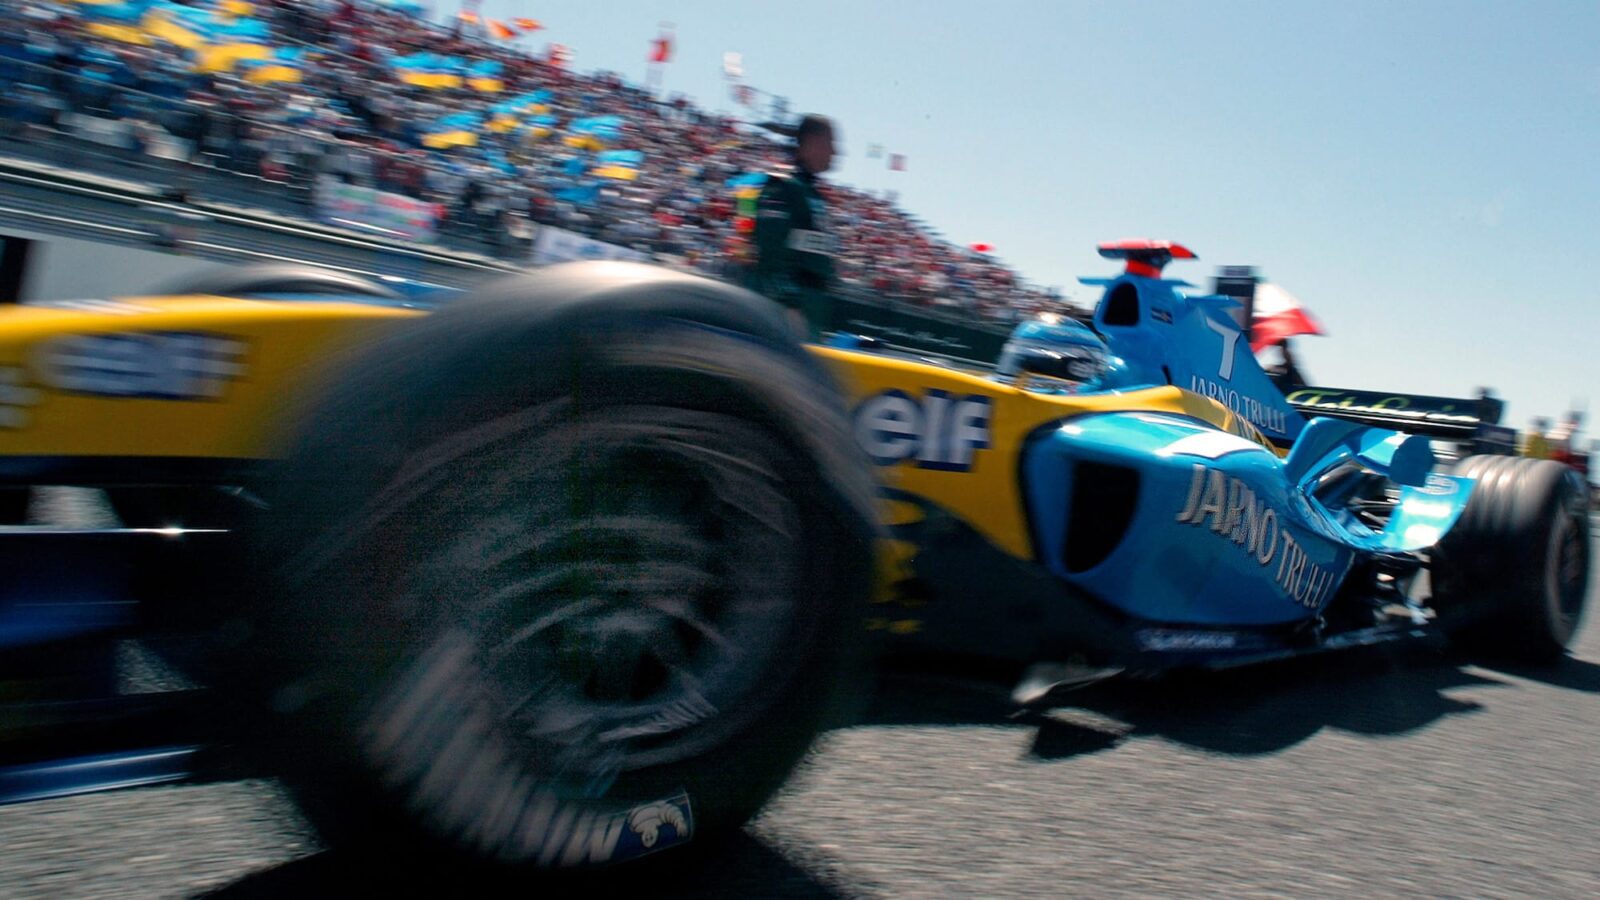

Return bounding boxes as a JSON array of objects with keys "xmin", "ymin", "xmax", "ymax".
[
  {"xmin": 628, "ymin": 798, "xmax": 692, "ymax": 849},
  {"xmin": 1176, "ymin": 464, "xmax": 1341, "ymax": 610},
  {"xmin": 35, "ymin": 332, "xmax": 247, "ymax": 401},
  {"xmin": 520, "ymin": 792, "xmax": 695, "ymax": 866},
  {"xmin": 854, "ymin": 389, "xmax": 992, "ymax": 471}
]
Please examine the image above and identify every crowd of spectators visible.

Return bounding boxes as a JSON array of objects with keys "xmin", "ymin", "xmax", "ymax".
[{"xmin": 0, "ymin": 0, "xmax": 1067, "ymax": 324}]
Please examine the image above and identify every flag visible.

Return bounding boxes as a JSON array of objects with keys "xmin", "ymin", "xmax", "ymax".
[
  {"xmin": 422, "ymin": 112, "xmax": 483, "ymax": 149},
  {"xmin": 649, "ymin": 34, "xmax": 672, "ymax": 64},
  {"xmin": 597, "ymin": 149, "xmax": 645, "ymax": 166},
  {"xmin": 467, "ymin": 59, "xmax": 504, "ymax": 92},
  {"xmin": 865, "ymin": 144, "xmax": 884, "ymax": 160},
  {"xmin": 592, "ymin": 166, "xmax": 641, "ymax": 182},
  {"xmin": 592, "ymin": 148, "xmax": 645, "ymax": 180},
  {"xmin": 241, "ymin": 47, "xmax": 306, "ymax": 84},
  {"xmin": 487, "ymin": 19, "xmax": 515, "ymax": 40},
  {"xmin": 527, "ymin": 113, "xmax": 559, "ymax": 138},
  {"xmin": 72, "ymin": 0, "xmax": 148, "ymax": 21},
  {"xmin": 142, "ymin": 4, "xmax": 207, "ymax": 50},
  {"xmin": 86, "ymin": 22, "xmax": 152, "ymax": 44},
  {"xmin": 554, "ymin": 181, "xmax": 602, "ymax": 204},
  {"xmin": 1249, "ymin": 282, "xmax": 1325, "ymax": 352},
  {"xmin": 77, "ymin": 0, "xmax": 157, "ymax": 46},
  {"xmin": 458, "ymin": 11, "xmax": 479, "ymax": 25},
  {"xmin": 722, "ymin": 52, "xmax": 743, "ymax": 78},
  {"xmin": 567, "ymin": 115, "xmax": 624, "ymax": 146},
  {"xmin": 888, "ymin": 153, "xmax": 906, "ymax": 172},
  {"xmin": 194, "ymin": 15, "xmax": 274, "ymax": 73},
  {"xmin": 487, "ymin": 90, "xmax": 553, "ymax": 130},
  {"xmin": 548, "ymin": 44, "xmax": 570, "ymax": 68},
  {"xmin": 392, "ymin": 52, "xmax": 465, "ymax": 89},
  {"xmin": 514, "ymin": 17, "xmax": 542, "ymax": 31}
]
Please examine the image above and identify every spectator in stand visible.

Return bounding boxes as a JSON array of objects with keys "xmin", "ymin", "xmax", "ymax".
[
  {"xmin": 1522, "ymin": 418, "xmax": 1552, "ymax": 460},
  {"xmin": 0, "ymin": 0, "xmax": 1076, "ymax": 324}
]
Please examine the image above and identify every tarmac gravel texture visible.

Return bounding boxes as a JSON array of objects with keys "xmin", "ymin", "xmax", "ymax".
[{"xmin": 0, "ymin": 524, "xmax": 1595, "ymax": 899}]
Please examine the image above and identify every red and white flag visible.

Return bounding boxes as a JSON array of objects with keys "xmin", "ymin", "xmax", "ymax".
[
  {"xmin": 649, "ymin": 34, "xmax": 673, "ymax": 63},
  {"xmin": 1249, "ymin": 282, "xmax": 1325, "ymax": 352},
  {"xmin": 888, "ymin": 153, "xmax": 906, "ymax": 172}
]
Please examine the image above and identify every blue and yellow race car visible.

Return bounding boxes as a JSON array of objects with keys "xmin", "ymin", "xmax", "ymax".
[
  {"xmin": 0, "ymin": 245, "xmax": 1588, "ymax": 871},
  {"xmin": 817, "ymin": 239, "xmax": 1590, "ymax": 703}
]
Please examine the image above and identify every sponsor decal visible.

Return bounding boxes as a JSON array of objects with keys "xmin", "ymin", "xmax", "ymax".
[
  {"xmin": 36, "ymin": 332, "xmax": 247, "ymax": 401},
  {"xmin": 1415, "ymin": 473, "xmax": 1463, "ymax": 497},
  {"xmin": 1175, "ymin": 464, "xmax": 1339, "ymax": 610},
  {"xmin": 1150, "ymin": 307, "xmax": 1174, "ymax": 324},
  {"xmin": 525, "ymin": 792, "xmax": 694, "ymax": 867},
  {"xmin": 0, "ymin": 366, "xmax": 40, "ymax": 429},
  {"xmin": 1284, "ymin": 388, "xmax": 1480, "ymax": 427},
  {"xmin": 854, "ymin": 389, "xmax": 992, "ymax": 471},
  {"xmin": 1189, "ymin": 374, "xmax": 1290, "ymax": 435}
]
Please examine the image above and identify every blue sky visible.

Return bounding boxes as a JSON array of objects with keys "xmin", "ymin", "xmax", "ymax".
[{"xmin": 469, "ymin": 0, "xmax": 1598, "ymax": 428}]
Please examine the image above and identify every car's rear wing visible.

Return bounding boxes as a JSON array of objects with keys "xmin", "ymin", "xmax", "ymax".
[{"xmin": 1284, "ymin": 386, "xmax": 1507, "ymax": 445}]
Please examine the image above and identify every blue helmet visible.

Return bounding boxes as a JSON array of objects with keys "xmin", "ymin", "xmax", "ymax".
[{"xmin": 995, "ymin": 314, "xmax": 1110, "ymax": 390}]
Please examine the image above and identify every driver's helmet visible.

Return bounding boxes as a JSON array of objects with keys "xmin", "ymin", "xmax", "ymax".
[{"xmin": 995, "ymin": 314, "xmax": 1109, "ymax": 391}]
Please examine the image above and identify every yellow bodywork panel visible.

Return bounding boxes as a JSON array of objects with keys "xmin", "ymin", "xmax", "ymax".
[
  {"xmin": 0, "ymin": 296, "xmax": 1261, "ymax": 564},
  {"xmin": 813, "ymin": 346, "xmax": 1266, "ymax": 560},
  {"xmin": 0, "ymin": 295, "xmax": 422, "ymax": 459}
]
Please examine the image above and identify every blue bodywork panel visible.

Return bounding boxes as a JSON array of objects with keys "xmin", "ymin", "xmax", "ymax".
[
  {"xmin": 1089, "ymin": 273, "xmax": 1306, "ymax": 445},
  {"xmin": 989, "ymin": 247, "xmax": 1479, "ymax": 652},
  {"xmin": 1025, "ymin": 412, "xmax": 1355, "ymax": 625}
]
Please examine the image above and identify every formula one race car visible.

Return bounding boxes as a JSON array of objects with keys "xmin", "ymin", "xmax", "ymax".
[
  {"xmin": 0, "ymin": 246, "xmax": 1589, "ymax": 872},
  {"xmin": 0, "ymin": 263, "xmax": 878, "ymax": 871},
  {"xmin": 816, "ymin": 240, "xmax": 1590, "ymax": 703}
]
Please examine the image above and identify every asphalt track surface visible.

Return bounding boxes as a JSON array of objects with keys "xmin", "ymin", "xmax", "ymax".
[{"xmin": 1, "ymin": 529, "xmax": 1596, "ymax": 899}]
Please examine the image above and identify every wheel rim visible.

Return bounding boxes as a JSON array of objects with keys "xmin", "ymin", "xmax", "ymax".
[{"xmin": 367, "ymin": 404, "xmax": 806, "ymax": 799}]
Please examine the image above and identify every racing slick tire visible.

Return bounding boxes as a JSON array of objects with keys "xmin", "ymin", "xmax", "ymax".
[
  {"xmin": 1433, "ymin": 455, "xmax": 1591, "ymax": 662},
  {"xmin": 234, "ymin": 262, "xmax": 878, "ymax": 872},
  {"xmin": 149, "ymin": 262, "xmax": 404, "ymax": 300}
]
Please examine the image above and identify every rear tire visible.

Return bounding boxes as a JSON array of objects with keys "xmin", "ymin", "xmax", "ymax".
[
  {"xmin": 236, "ymin": 271, "xmax": 877, "ymax": 871},
  {"xmin": 1433, "ymin": 455, "xmax": 1591, "ymax": 661}
]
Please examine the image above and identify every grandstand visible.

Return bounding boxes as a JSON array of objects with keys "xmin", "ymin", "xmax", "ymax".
[{"xmin": 0, "ymin": 0, "xmax": 1069, "ymax": 326}]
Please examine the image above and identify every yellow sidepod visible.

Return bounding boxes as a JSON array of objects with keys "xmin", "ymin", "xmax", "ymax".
[
  {"xmin": 812, "ymin": 346, "xmax": 1270, "ymax": 561},
  {"xmin": 0, "ymin": 295, "xmax": 423, "ymax": 459}
]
